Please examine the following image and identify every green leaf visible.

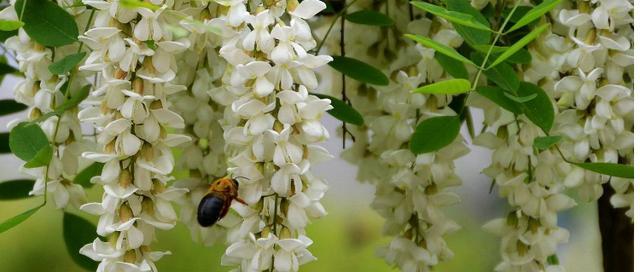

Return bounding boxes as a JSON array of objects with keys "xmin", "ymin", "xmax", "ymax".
[
  {"xmin": 23, "ymin": 144, "xmax": 53, "ymax": 168},
  {"xmin": 48, "ymin": 52, "xmax": 86, "ymax": 75},
  {"xmin": 0, "ymin": 61, "xmax": 18, "ymax": 76},
  {"xmin": 507, "ymin": 0, "xmax": 562, "ymax": 33},
  {"xmin": 405, "ymin": 34, "xmax": 475, "ymax": 66},
  {"xmin": 63, "ymin": 212, "xmax": 99, "ymax": 271},
  {"xmin": 0, "ymin": 30, "xmax": 18, "ymax": 42},
  {"xmin": 573, "ymin": 162, "xmax": 633, "ymax": 179},
  {"xmin": 15, "ymin": 0, "xmax": 79, "ymax": 47},
  {"xmin": 33, "ymin": 85, "xmax": 91, "ymax": 123},
  {"xmin": 484, "ymin": 63, "xmax": 520, "ymax": 93},
  {"xmin": 410, "ymin": 116, "xmax": 461, "ymax": 154},
  {"xmin": 547, "ymin": 254, "xmax": 560, "ymax": 265},
  {"xmin": 74, "ymin": 162, "xmax": 104, "ymax": 188},
  {"xmin": 329, "ymin": 56, "xmax": 389, "ymax": 86},
  {"xmin": 0, "ymin": 99, "xmax": 27, "ymax": 116},
  {"xmin": 413, "ymin": 79, "xmax": 471, "ymax": 95},
  {"xmin": 533, "ymin": 135, "xmax": 561, "ymax": 150},
  {"xmin": 0, "ymin": 204, "xmax": 42, "ymax": 234},
  {"xmin": 9, "ymin": 122, "xmax": 50, "ymax": 162},
  {"xmin": 0, "ymin": 20, "xmax": 24, "ymax": 31},
  {"xmin": 312, "ymin": 93, "xmax": 364, "ymax": 126},
  {"xmin": 434, "ymin": 52, "xmax": 468, "ymax": 79},
  {"xmin": 518, "ymin": 82, "xmax": 554, "ymax": 133},
  {"xmin": 476, "ymin": 86, "xmax": 522, "ymax": 114},
  {"xmin": 504, "ymin": 92, "xmax": 538, "ymax": 103},
  {"xmin": 0, "ymin": 133, "xmax": 9, "ymax": 153},
  {"xmin": 488, "ymin": 23, "xmax": 549, "ymax": 68},
  {"xmin": 0, "ymin": 179, "xmax": 35, "ymax": 200},
  {"xmin": 411, "ymin": 1, "xmax": 492, "ymax": 31},
  {"xmin": 471, "ymin": 53, "xmax": 520, "ymax": 93},
  {"xmin": 119, "ymin": 0, "xmax": 160, "ymax": 10},
  {"xmin": 445, "ymin": 0, "xmax": 491, "ymax": 45},
  {"xmin": 345, "ymin": 10, "xmax": 393, "ymax": 26}
]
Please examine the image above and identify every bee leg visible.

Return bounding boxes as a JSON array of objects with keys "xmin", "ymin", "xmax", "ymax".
[{"xmin": 234, "ymin": 197, "xmax": 248, "ymax": 205}]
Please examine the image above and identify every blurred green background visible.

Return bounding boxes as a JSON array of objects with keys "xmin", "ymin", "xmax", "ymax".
[{"xmin": 0, "ymin": 180, "xmax": 603, "ymax": 272}]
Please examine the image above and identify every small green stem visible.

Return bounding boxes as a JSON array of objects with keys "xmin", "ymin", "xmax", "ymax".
[
  {"xmin": 314, "ymin": 0, "xmax": 360, "ymax": 55},
  {"xmin": 457, "ymin": 0, "xmax": 522, "ymax": 118}
]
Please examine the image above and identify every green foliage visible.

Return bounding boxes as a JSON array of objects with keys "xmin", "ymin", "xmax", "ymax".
[
  {"xmin": 15, "ymin": 0, "xmax": 79, "ymax": 47},
  {"xmin": 345, "ymin": 10, "xmax": 393, "ymax": 26},
  {"xmin": 573, "ymin": 162, "xmax": 633, "ymax": 179},
  {"xmin": 23, "ymin": 145, "xmax": 53, "ymax": 168},
  {"xmin": 484, "ymin": 63, "xmax": 520, "ymax": 93},
  {"xmin": 444, "ymin": 0, "xmax": 491, "ymax": 45},
  {"xmin": 411, "ymin": 1, "xmax": 492, "ymax": 31},
  {"xmin": 49, "ymin": 52, "xmax": 86, "ymax": 75},
  {"xmin": 74, "ymin": 162, "xmax": 104, "ymax": 188},
  {"xmin": 434, "ymin": 52, "xmax": 468, "ymax": 79},
  {"xmin": 0, "ymin": 20, "xmax": 24, "ymax": 31},
  {"xmin": 0, "ymin": 133, "xmax": 9, "ymax": 153},
  {"xmin": 476, "ymin": 86, "xmax": 522, "ymax": 114},
  {"xmin": 0, "ymin": 204, "xmax": 43, "ymax": 234},
  {"xmin": 410, "ymin": 116, "xmax": 461, "ymax": 154},
  {"xmin": 405, "ymin": 34, "xmax": 474, "ymax": 66},
  {"xmin": 34, "ymin": 85, "xmax": 91, "ymax": 122},
  {"xmin": 507, "ymin": 0, "xmax": 562, "ymax": 33},
  {"xmin": 63, "ymin": 212, "xmax": 98, "ymax": 271},
  {"xmin": 488, "ymin": 23, "xmax": 549, "ymax": 68},
  {"xmin": 313, "ymin": 93, "xmax": 364, "ymax": 126},
  {"xmin": 329, "ymin": 56, "xmax": 389, "ymax": 86},
  {"xmin": 518, "ymin": 82, "xmax": 555, "ymax": 133},
  {"xmin": 9, "ymin": 122, "xmax": 52, "ymax": 166},
  {"xmin": 504, "ymin": 92, "xmax": 538, "ymax": 103},
  {"xmin": 119, "ymin": 0, "xmax": 160, "ymax": 10},
  {"xmin": 0, "ymin": 179, "xmax": 35, "ymax": 200},
  {"xmin": 0, "ymin": 99, "xmax": 28, "ymax": 115},
  {"xmin": 533, "ymin": 136, "xmax": 562, "ymax": 150},
  {"xmin": 413, "ymin": 79, "xmax": 471, "ymax": 95},
  {"xmin": 471, "ymin": 53, "xmax": 519, "ymax": 93}
]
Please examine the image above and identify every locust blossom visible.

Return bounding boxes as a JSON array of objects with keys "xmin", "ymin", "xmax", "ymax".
[
  {"xmin": 77, "ymin": 2, "xmax": 191, "ymax": 270},
  {"xmin": 340, "ymin": 7, "xmax": 468, "ymax": 271},
  {"xmin": 2, "ymin": 4, "xmax": 88, "ymax": 209},
  {"xmin": 531, "ymin": 0, "xmax": 634, "ymax": 217},
  {"xmin": 209, "ymin": 0, "xmax": 332, "ymax": 270}
]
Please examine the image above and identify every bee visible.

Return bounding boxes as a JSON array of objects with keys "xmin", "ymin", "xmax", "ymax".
[{"xmin": 197, "ymin": 176, "xmax": 247, "ymax": 227}]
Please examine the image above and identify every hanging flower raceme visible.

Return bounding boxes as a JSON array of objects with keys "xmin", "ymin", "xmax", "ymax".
[
  {"xmin": 205, "ymin": 0, "xmax": 333, "ymax": 270},
  {"xmin": 525, "ymin": 0, "xmax": 634, "ymax": 218},
  {"xmin": 76, "ymin": 2, "xmax": 192, "ymax": 270},
  {"xmin": 2, "ymin": 4, "xmax": 88, "ymax": 209},
  {"xmin": 474, "ymin": 111, "xmax": 575, "ymax": 271},
  {"xmin": 337, "ymin": 4, "xmax": 469, "ymax": 270},
  {"xmin": 170, "ymin": 3, "xmax": 234, "ymax": 246}
]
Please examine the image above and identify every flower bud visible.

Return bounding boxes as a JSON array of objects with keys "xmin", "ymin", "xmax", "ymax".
[
  {"xmin": 119, "ymin": 204, "xmax": 133, "ymax": 222},
  {"xmin": 119, "ymin": 170, "xmax": 132, "ymax": 187}
]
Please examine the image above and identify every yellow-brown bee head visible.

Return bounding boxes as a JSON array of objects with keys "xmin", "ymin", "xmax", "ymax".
[{"xmin": 209, "ymin": 177, "xmax": 239, "ymax": 193}]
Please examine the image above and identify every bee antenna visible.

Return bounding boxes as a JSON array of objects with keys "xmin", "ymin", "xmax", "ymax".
[{"xmin": 233, "ymin": 176, "xmax": 250, "ymax": 181}]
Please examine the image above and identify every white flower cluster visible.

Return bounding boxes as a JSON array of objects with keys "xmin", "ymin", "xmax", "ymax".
[
  {"xmin": 208, "ymin": 0, "xmax": 333, "ymax": 270},
  {"xmin": 2, "ymin": 5, "xmax": 88, "ymax": 209},
  {"xmin": 169, "ymin": 4, "xmax": 232, "ymax": 246},
  {"xmin": 340, "ymin": 6, "xmax": 469, "ymax": 271},
  {"xmin": 552, "ymin": 0, "xmax": 633, "ymax": 217},
  {"xmin": 75, "ymin": 2, "xmax": 194, "ymax": 270},
  {"xmin": 474, "ymin": 115, "xmax": 575, "ymax": 271},
  {"xmin": 525, "ymin": 0, "xmax": 633, "ymax": 217}
]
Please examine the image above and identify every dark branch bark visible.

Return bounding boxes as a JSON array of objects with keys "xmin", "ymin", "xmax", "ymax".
[{"xmin": 597, "ymin": 183, "xmax": 633, "ymax": 272}]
